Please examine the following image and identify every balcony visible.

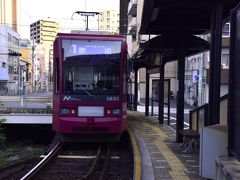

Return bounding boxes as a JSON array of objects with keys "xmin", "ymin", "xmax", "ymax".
[
  {"xmin": 128, "ymin": 0, "xmax": 137, "ymax": 17},
  {"xmin": 128, "ymin": 17, "xmax": 137, "ymax": 35}
]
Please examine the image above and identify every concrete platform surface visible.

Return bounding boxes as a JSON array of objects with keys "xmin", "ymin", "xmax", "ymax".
[{"xmin": 128, "ymin": 110, "xmax": 205, "ymax": 180}]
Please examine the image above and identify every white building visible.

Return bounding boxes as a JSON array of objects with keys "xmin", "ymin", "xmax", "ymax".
[
  {"xmin": 0, "ymin": 25, "xmax": 20, "ymax": 82},
  {"xmin": 99, "ymin": 9, "xmax": 119, "ymax": 34}
]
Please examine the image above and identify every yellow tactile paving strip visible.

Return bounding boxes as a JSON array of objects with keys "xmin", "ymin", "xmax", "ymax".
[
  {"xmin": 127, "ymin": 111, "xmax": 200, "ymax": 180},
  {"xmin": 144, "ymin": 122, "xmax": 190, "ymax": 180},
  {"xmin": 128, "ymin": 125, "xmax": 142, "ymax": 180}
]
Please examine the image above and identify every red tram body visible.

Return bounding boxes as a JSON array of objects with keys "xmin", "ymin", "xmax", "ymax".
[{"xmin": 52, "ymin": 33, "xmax": 128, "ymax": 142}]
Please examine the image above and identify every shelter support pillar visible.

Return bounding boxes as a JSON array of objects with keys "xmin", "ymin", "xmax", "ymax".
[
  {"xmin": 145, "ymin": 69, "xmax": 150, "ymax": 116},
  {"xmin": 158, "ymin": 63, "xmax": 165, "ymax": 124},
  {"xmin": 134, "ymin": 68, "xmax": 138, "ymax": 111},
  {"xmin": 176, "ymin": 34, "xmax": 188, "ymax": 143},
  {"xmin": 176, "ymin": 58, "xmax": 185, "ymax": 143},
  {"xmin": 208, "ymin": 0, "xmax": 223, "ymax": 125}
]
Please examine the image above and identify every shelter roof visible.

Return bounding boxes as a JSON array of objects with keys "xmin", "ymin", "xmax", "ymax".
[
  {"xmin": 139, "ymin": 0, "xmax": 240, "ymax": 35},
  {"xmin": 131, "ymin": 34, "xmax": 209, "ymax": 69}
]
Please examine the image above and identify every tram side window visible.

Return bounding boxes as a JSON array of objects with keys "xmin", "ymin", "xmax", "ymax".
[{"xmin": 54, "ymin": 58, "xmax": 59, "ymax": 94}]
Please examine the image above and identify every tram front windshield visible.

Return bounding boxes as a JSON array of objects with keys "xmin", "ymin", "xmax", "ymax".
[{"xmin": 62, "ymin": 39, "xmax": 121, "ymax": 95}]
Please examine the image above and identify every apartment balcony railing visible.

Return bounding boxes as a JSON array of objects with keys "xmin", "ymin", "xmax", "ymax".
[
  {"xmin": 128, "ymin": 0, "xmax": 137, "ymax": 17},
  {"xmin": 128, "ymin": 17, "xmax": 137, "ymax": 34}
]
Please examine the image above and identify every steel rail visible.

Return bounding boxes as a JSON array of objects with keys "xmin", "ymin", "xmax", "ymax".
[
  {"xmin": 82, "ymin": 146, "xmax": 102, "ymax": 179},
  {"xmin": 20, "ymin": 141, "xmax": 62, "ymax": 180},
  {"xmin": 99, "ymin": 145, "xmax": 111, "ymax": 180}
]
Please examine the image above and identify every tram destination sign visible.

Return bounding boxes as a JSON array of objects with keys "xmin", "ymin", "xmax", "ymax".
[
  {"xmin": 71, "ymin": 44, "xmax": 112, "ymax": 55},
  {"xmin": 62, "ymin": 39, "xmax": 121, "ymax": 57}
]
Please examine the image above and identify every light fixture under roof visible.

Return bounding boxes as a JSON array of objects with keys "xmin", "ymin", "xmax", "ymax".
[{"xmin": 150, "ymin": 8, "xmax": 159, "ymax": 22}]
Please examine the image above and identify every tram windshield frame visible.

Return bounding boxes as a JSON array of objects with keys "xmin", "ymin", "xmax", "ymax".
[{"xmin": 61, "ymin": 39, "xmax": 122, "ymax": 96}]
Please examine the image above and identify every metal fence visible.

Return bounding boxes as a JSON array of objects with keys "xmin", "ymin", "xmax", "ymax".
[{"xmin": 0, "ymin": 81, "xmax": 53, "ymax": 96}]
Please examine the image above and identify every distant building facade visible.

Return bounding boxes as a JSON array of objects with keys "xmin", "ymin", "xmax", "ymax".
[
  {"xmin": 30, "ymin": 19, "xmax": 60, "ymax": 91},
  {"xmin": 19, "ymin": 39, "xmax": 32, "ymax": 92},
  {"xmin": 0, "ymin": 0, "xmax": 20, "ymax": 32},
  {"xmin": 99, "ymin": 9, "xmax": 119, "ymax": 34},
  {"xmin": 0, "ymin": 26, "xmax": 20, "ymax": 82},
  {"xmin": 184, "ymin": 25, "xmax": 230, "ymax": 107}
]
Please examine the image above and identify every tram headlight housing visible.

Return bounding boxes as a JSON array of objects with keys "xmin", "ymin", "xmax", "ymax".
[
  {"xmin": 60, "ymin": 108, "xmax": 76, "ymax": 115},
  {"xmin": 60, "ymin": 108, "xmax": 70, "ymax": 114},
  {"xmin": 111, "ymin": 109, "xmax": 121, "ymax": 115}
]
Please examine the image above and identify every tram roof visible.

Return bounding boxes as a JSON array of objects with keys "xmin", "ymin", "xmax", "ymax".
[{"xmin": 56, "ymin": 33, "xmax": 126, "ymax": 41}]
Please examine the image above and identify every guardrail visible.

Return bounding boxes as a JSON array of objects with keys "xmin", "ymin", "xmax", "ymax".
[
  {"xmin": 0, "ymin": 107, "xmax": 52, "ymax": 114},
  {"xmin": 181, "ymin": 94, "xmax": 228, "ymax": 153},
  {"xmin": 0, "ymin": 96, "xmax": 52, "ymax": 103},
  {"xmin": 189, "ymin": 94, "xmax": 228, "ymax": 132},
  {"xmin": 151, "ymin": 98, "xmax": 170, "ymax": 124}
]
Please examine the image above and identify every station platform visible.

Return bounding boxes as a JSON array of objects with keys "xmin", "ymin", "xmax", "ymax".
[{"xmin": 128, "ymin": 110, "xmax": 204, "ymax": 180}]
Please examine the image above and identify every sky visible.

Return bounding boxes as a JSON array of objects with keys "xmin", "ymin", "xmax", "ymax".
[{"xmin": 19, "ymin": 0, "xmax": 120, "ymax": 39}]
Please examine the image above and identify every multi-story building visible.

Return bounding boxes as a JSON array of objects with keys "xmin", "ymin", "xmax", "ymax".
[
  {"xmin": 99, "ymin": 9, "xmax": 119, "ymax": 34},
  {"xmin": 0, "ymin": 0, "xmax": 21, "ymax": 32},
  {"xmin": 30, "ymin": 19, "xmax": 60, "ymax": 47},
  {"xmin": 30, "ymin": 19, "xmax": 60, "ymax": 91}
]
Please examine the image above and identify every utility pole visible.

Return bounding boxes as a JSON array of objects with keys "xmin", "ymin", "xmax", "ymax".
[
  {"xmin": 31, "ymin": 40, "xmax": 35, "ymax": 93},
  {"xmin": 49, "ymin": 49, "xmax": 52, "ymax": 85}
]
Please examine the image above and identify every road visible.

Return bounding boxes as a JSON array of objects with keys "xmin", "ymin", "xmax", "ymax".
[{"xmin": 137, "ymin": 99, "xmax": 194, "ymax": 132}]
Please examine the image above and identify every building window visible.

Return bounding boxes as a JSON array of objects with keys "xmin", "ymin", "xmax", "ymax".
[
  {"xmin": 107, "ymin": 18, "xmax": 110, "ymax": 23},
  {"xmin": 107, "ymin": 25, "xmax": 110, "ymax": 29},
  {"xmin": 107, "ymin": 11, "xmax": 110, "ymax": 17},
  {"xmin": 2, "ymin": 62, "xmax": 6, "ymax": 68},
  {"xmin": 8, "ymin": 66, "xmax": 14, "ymax": 74},
  {"xmin": 8, "ymin": 33, "xmax": 12, "ymax": 42},
  {"xmin": 222, "ymin": 23, "xmax": 230, "ymax": 36},
  {"xmin": 221, "ymin": 54, "xmax": 229, "ymax": 67}
]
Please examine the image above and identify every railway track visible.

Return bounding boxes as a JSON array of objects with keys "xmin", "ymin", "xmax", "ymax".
[
  {"xmin": 19, "ymin": 142, "xmax": 110, "ymax": 179},
  {"xmin": 0, "ymin": 134, "xmax": 133, "ymax": 179}
]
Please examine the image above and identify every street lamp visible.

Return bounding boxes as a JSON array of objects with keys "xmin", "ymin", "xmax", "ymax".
[{"xmin": 71, "ymin": 11, "xmax": 101, "ymax": 31}]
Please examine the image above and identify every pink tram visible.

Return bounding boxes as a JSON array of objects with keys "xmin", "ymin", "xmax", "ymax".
[{"xmin": 52, "ymin": 33, "xmax": 128, "ymax": 142}]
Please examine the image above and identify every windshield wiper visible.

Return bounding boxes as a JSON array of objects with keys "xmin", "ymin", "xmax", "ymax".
[{"xmin": 82, "ymin": 89, "xmax": 93, "ymax": 96}]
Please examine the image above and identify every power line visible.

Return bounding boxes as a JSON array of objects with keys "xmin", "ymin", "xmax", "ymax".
[{"xmin": 16, "ymin": 0, "xmax": 33, "ymax": 21}]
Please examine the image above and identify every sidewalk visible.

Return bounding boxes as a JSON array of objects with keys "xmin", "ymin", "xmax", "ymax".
[{"xmin": 128, "ymin": 110, "xmax": 204, "ymax": 180}]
